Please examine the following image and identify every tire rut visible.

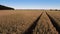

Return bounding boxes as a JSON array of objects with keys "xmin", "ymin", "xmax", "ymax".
[
  {"xmin": 23, "ymin": 12, "xmax": 43, "ymax": 34},
  {"xmin": 33, "ymin": 12, "xmax": 58, "ymax": 34},
  {"xmin": 46, "ymin": 12, "xmax": 60, "ymax": 34}
]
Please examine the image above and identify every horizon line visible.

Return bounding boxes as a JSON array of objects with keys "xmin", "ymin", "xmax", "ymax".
[{"xmin": 15, "ymin": 8, "xmax": 60, "ymax": 10}]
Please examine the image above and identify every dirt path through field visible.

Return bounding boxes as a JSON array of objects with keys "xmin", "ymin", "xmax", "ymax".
[
  {"xmin": 0, "ymin": 10, "xmax": 59, "ymax": 34},
  {"xmin": 46, "ymin": 12, "xmax": 60, "ymax": 34},
  {"xmin": 33, "ymin": 12, "xmax": 58, "ymax": 34},
  {"xmin": 23, "ymin": 12, "xmax": 43, "ymax": 34}
]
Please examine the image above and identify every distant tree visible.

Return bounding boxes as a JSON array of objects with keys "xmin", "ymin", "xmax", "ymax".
[
  {"xmin": 50, "ymin": 9, "xmax": 53, "ymax": 11},
  {"xmin": 54, "ymin": 9, "xmax": 58, "ymax": 11},
  {"xmin": 59, "ymin": 10, "xmax": 60, "ymax": 11}
]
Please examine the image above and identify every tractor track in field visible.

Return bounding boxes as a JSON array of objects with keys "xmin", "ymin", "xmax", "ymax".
[
  {"xmin": 23, "ymin": 12, "xmax": 43, "ymax": 34},
  {"xmin": 46, "ymin": 12, "xmax": 60, "ymax": 34}
]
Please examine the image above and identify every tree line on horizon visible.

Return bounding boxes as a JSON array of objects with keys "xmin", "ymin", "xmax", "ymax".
[
  {"xmin": 0, "ymin": 5, "xmax": 14, "ymax": 10},
  {"xmin": 0, "ymin": 5, "xmax": 60, "ymax": 11}
]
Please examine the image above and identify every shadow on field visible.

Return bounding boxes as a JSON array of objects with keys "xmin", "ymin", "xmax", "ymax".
[
  {"xmin": 46, "ymin": 12, "xmax": 60, "ymax": 34},
  {"xmin": 23, "ymin": 12, "xmax": 43, "ymax": 34}
]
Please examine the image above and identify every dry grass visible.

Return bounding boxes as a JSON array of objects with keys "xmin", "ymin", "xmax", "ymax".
[
  {"xmin": 0, "ymin": 10, "xmax": 42, "ymax": 34},
  {"xmin": 0, "ymin": 10, "xmax": 59, "ymax": 34},
  {"xmin": 47, "ymin": 11, "xmax": 60, "ymax": 27},
  {"xmin": 33, "ymin": 12, "xmax": 58, "ymax": 34}
]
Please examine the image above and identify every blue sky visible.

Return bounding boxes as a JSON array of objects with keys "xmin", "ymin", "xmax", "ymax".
[{"xmin": 0, "ymin": 0, "xmax": 60, "ymax": 9}]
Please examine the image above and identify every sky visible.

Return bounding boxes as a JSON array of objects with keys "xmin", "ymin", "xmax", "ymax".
[{"xmin": 0, "ymin": 0, "xmax": 60, "ymax": 9}]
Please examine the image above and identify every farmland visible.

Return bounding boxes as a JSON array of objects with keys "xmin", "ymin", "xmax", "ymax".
[{"xmin": 0, "ymin": 10, "xmax": 60, "ymax": 34}]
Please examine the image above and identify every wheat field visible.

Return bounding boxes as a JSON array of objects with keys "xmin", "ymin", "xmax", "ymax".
[{"xmin": 0, "ymin": 10, "xmax": 60, "ymax": 34}]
